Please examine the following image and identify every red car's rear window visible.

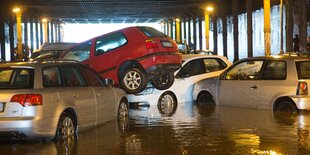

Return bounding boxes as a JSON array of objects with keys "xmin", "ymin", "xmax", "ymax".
[
  {"xmin": 296, "ymin": 61, "xmax": 310, "ymax": 79},
  {"xmin": 0, "ymin": 68, "xmax": 34, "ymax": 89},
  {"xmin": 137, "ymin": 27, "xmax": 168, "ymax": 37}
]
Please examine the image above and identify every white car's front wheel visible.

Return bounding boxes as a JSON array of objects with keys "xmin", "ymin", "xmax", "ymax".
[{"xmin": 157, "ymin": 91, "xmax": 177, "ymax": 116}]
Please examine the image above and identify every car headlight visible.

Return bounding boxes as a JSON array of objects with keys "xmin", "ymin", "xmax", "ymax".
[{"xmin": 137, "ymin": 87, "xmax": 154, "ymax": 95}]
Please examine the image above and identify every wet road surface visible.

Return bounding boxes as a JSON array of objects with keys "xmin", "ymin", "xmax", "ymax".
[{"xmin": 1, "ymin": 102, "xmax": 310, "ymax": 155}]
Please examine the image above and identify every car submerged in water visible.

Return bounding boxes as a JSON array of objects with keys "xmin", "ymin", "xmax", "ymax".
[
  {"xmin": 194, "ymin": 55, "xmax": 310, "ymax": 113},
  {"xmin": 62, "ymin": 26, "xmax": 182, "ymax": 94},
  {"xmin": 0, "ymin": 60, "xmax": 129, "ymax": 141}
]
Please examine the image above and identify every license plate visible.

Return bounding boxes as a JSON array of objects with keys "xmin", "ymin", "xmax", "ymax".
[
  {"xmin": 0, "ymin": 103, "xmax": 3, "ymax": 112},
  {"xmin": 161, "ymin": 41, "xmax": 173, "ymax": 47}
]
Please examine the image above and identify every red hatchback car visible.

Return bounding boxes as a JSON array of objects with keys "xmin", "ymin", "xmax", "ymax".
[{"xmin": 62, "ymin": 26, "xmax": 182, "ymax": 94}]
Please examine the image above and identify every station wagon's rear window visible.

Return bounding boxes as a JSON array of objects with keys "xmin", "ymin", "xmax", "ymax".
[
  {"xmin": 0, "ymin": 68, "xmax": 34, "ymax": 89},
  {"xmin": 296, "ymin": 61, "xmax": 310, "ymax": 79},
  {"xmin": 138, "ymin": 27, "xmax": 167, "ymax": 37}
]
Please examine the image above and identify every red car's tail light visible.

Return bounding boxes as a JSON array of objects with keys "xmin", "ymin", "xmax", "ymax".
[
  {"xmin": 11, "ymin": 94, "xmax": 43, "ymax": 106},
  {"xmin": 145, "ymin": 39, "xmax": 158, "ymax": 49},
  {"xmin": 297, "ymin": 81, "xmax": 308, "ymax": 95}
]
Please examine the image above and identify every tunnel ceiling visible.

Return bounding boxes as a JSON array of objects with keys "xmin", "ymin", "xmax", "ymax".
[{"xmin": 4, "ymin": 0, "xmax": 284, "ymax": 24}]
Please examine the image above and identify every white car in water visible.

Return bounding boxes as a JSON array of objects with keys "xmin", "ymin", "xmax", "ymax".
[
  {"xmin": 127, "ymin": 54, "xmax": 231, "ymax": 115},
  {"xmin": 194, "ymin": 55, "xmax": 310, "ymax": 113}
]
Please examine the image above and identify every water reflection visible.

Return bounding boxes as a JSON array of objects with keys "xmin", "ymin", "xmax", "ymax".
[{"xmin": 1, "ymin": 103, "xmax": 310, "ymax": 154}]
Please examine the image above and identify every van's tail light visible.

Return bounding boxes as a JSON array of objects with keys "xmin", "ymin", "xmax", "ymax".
[
  {"xmin": 145, "ymin": 39, "xmax": 158, "ymax": 49},
  {"xmin": 10, "ymin": 94, "xmax": 43, "ymax": 106},
  {"xmin": 297, "ymin": 81, "xmax": 308, "ymax": 95}
]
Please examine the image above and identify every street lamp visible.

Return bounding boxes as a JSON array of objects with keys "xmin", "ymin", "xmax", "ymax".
[
  {"xmin": 205, "ymin": 5, "xmax": 214, "ymax": 50},
  {"xmin": 12, "ymin": 7, "xmax": 23, "ymax": 61}
]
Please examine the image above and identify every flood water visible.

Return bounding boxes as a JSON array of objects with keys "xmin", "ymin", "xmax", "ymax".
[{"xmin": 1, "ymin": 102, "xmax": 310, "ymax": 155}]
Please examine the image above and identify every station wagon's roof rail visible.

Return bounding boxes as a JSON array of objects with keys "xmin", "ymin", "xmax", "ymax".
[{"xmin": 32, "ymin": 58, "xmax": 80, "ymax": 64}]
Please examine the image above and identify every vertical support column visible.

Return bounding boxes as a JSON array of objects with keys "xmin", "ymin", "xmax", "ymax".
[
  {"xmin": 213, "ymin": 15, "xmax": 218, "ymax": 55},
  {"xmin": 166, "ymin": 20, "xmax": 170, "ymax": 36},
  {"xmin": 183, "ymin": 18, "xmax": 187, "ymax": 43},
  {"xmin": 280, "ymin": 0, "xmax": 284, "ymax": 53},
  {"xmin": 58, "ymin": 23, "xmax": 62, "ymax": 42},
  {"xmin": 40, "ymin": 21, "xmax": 43, "ymax": 45},
  {"xmin": 51, "ymin": 22, "xmax": 54, "ymax": 43},
  {"xmin": 198, "ymin": 15, "xmax": 203, "ymax": 50},
  {"xmin": 35, "ymin": 18, "xmax": 39, "ymax": 48},
  {"xmin": 9, "ymin": 14, "xmax": 15, "ymax": 61},
  {"xmin": 30, "ymin": 17, "xmax": 34, "ymax": 52},
  {"xmin": 285, "ymin": 0, "xmax": 293, "ymax": 52},
  {"xmin": 222, "ymin": 9, "xmax": 228, "ymax": 57},
  {"xmin": 16, "ymin": 12, "xmax": 23, "ymax": 60},
  {"xmin": 0, "ymin": 9, "xmax": 6, "ymax": 60},
  {"xmin": 205, "ymin": 11, "xmax": 210, "ymax": 50},
  {"xmin": 187, "ymin": 17, "xmax": 192, "ymax": 49},
  {"xmin": 24, "ymin": 15, "xmax": 28, "ymax": 51},
  {"xmin": 175, "ymin": 18, "xmax": 181, "ymax": 43},
  {"xmin": 246, "ymin": 0, "xmax": 253, "ymax": 57},
  {"xmin": 298, "ymin": 0, "xmax": 307, "ymax": 52},
  {"xmin": 193, "ymin": 16, "xmax": 197, "ymax": 51},
  {"xmin": 170, "ymin": 19, "xmax": 174, "ymax": 39},
  {"xmin": 264, "ymin": 0, "xmax": 271, "ymax": 56},
  {"xmin": 43, "ymin": 19, "xmax": 48, "ymax": 43},
  {"xmin": 233, "ymin": 0, "xmax": 239, "ymax": 62}
]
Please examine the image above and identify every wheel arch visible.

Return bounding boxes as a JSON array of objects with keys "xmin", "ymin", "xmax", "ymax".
[
  {"xmin": 273, "ymin": 96, "xmax": 298, "ymax": 111},
  {"xmin": 117, "ymin": 60, "xmax": 145, "ymax": 80},
  {"xmin": 195, "ymin": 90, "xmax": 213, "ymax": 101},
  {"xmin": 161, "ymin": 91, "xmax": 178, "ymax": 103}
]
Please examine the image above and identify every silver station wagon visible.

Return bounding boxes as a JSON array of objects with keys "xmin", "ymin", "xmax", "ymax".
[
  {"xmin": 196, "ymin": 55, "xmax": 310, "ymax": 112},
  {"xmin": 0, "ymin": 60, "xmax": 129, "ymax": 141}
]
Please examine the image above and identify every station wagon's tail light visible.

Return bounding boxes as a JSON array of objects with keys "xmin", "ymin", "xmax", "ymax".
[
  {"xmin": 145, "ymin": 39, "xmax": 158, "ymax": 49},
  {"xmin": 297, "ymin": 81, "xmax": 308, "ymax": 95},
  {"xmin": 10, "ymin": 94, "xmax": 43, "ymax": 106}
]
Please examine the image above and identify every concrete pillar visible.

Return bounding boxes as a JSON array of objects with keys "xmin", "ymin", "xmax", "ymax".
[
  {"xmin": 40, "ymin": 22, "xmax": 43, "ymax": 45},
  {"xmin": 30, "ymin": 18, "xmax": 34, "ymax": 52},
  {"xmin": 246, "ymin": 0, "xmax": 253, "ymax": 57},
  {"xmin": 35, "ymin": 18, "xmax": 39, "ymax": 49},
  {"xmin": 298, "ymin": 0, "xmax": 307, "ymax": 52},
  {"xmin": 0, "ymin": 9, "xmax": 6, "ymax": 60},
  {"xmin": 213, "ymin": 15, "xmax": 218, "ymax": 55},
  {"xmin": 222, "ymin": 9, "xmax": 228, "ymax": 57},
  {"xmin": 193, "ymin": 16, "xmax": 197, "ymax": 51},
  {"xmin": 16, "ymin": 12, "xmax": 23, "ymax": 60},
  {"xmin": 285, "ymin": 0, "xmax": 293, "ymax": 52},
  {"xmin": 170, "ymin": 19, "xmax": 173, "ymax": 39},
  {"xmin": 175, "ymin": 18, "xmax": 181, "ymax": 43},
  {"xmin": 204, "ymin": 11, "xmax": 210, "ymax": 50},
  {"xmin": 233, "ymin": 0, "xmax": 239, "ymax": 62},
  {"xmin": 43, "ymin": 19, "xmax": 48, "ymax": 43},
  {"xmin": 183, "ymin": 19, "xmax": 186, "ymax": 43},
  {"xmin": 264, "ymin": 0, "xmax": 271, "ymax": 56},
  {"xmin": 23, "ymin": 15, "xmax": 28, "ymax": 51},
  {"xmin": 9, "ymin": 14, "xmax": 14, "ymax": 61},
  {"xmin": 51, "ymin": 22, "xmax": 54, "ymax": 43},
  {"xmin": 198, "ymin": 16, "xmax": 203, "ymax": 50},
  {"xmin": 280, "ymin": 0, "xmax": 284, "ymax": 53},
  {"xmin": 188, "ymin": 17, "xmax": 192, "ymax": 49}
]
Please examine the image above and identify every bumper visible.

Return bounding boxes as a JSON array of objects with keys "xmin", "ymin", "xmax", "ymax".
[
  {"xmin": 291, "ymin": 96, "xmax": 310, "ymax": 110},
  {"xmin": 0, "ymin": 116, "xmax": 57, "ymax": 140}
]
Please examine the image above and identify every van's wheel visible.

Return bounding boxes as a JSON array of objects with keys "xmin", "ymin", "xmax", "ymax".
[
  {"xmin": 54, "ymin": 112, "xmax": 77, "ymax": 142},
  {"xmin": 157, "ymin": 91, "xmax": 177, "ymax": 116},
  {"xmin": 117, "ymin": 98, "xmax": 129, "ymax": 133},
  {"xmin": 120, "ymin": 67, "xmax": 147, "ymax": 94},
  {"xmin": 274, "ymin": 100, "xmax": 298, "ymax": 113},
  {"xmin": 150, "ymin": 72, "xmax": 174, "ymax": 90}
]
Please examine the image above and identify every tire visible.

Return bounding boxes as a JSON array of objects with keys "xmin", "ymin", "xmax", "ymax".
[
  {"xmin": 54, "ymin": 112, "xmax": 77, "ymax": 142},
  {"xmin": 120, "ymin": 67, "xmax": 147, "ymax": 94},
  {"xmin": 196, "ymin": 92, "xmax": 215, "ymax": 108},
  {"xmin": 150, "ymin": 72, "xmax": 174, "ymax": 90},
  {"xmin": 157, "ymin": 91, "xmax": 177, "ymax": 116},
  {"xmin": 274, "ymin": 100, "xmax": 298, "ymax": 113},
  {"xmin": 117, "ymin": 99, "xmax": 130, "ymax": 133}
]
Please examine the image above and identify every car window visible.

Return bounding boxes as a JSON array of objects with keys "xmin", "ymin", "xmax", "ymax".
[
  {"xmin": 61, "ymin": 67, "xmax": 83, "ymax": 86},
  {"xmin": 177, "ymin": 59, "xmax": 203, "ymax": 78},
  {"xmin": 62, "ymin": 41, "xmax": 91, "ymax": 62},
  {"xmin": 43, "ymin": 67, "xmax": 62, "ymax": 87},
  {"xmin": 296, "ymin": 61, "xmax": 310, "ymax": 79},
  {"xmin": 0, "ymin": 68, "xmax": 33, "ymax": 89},
  {"xmin": 137, "ymin": 27, "xmax": 167, "ymax": 37},
  {"xmin": 261, "ymin": 60, "xmax": 286, "ymax": 80},
  {"xmin": 95, "ymin": 32, "xmax": 127, "ymax": 56},
  {"xmin": 225, "ymin": 60, "xmax": 263, "ymax": 80},
  {"xmin": 80, "ymin": 67, "xmax": 103, "ymax": 86},
  {"xmin": 203, "ymin": 58, "xmax": 227, "ymax": 73}
]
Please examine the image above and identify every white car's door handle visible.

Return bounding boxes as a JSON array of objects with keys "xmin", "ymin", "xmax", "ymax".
[{"xmin": 250, "ymin": 85, "xmax": 258, "ymax": 89}]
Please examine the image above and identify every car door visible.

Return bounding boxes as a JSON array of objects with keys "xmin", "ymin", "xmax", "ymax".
[
  {"xmin": 79, "ymin": 66, "xmax": 116, "ymax": 124},
  {"xmin": 60, "ymin": 66, "xmax": 96, "ymax": 129},
  {"xmin": 217, "ymin": 60, "xmax": 264, "ymax": 108}
]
